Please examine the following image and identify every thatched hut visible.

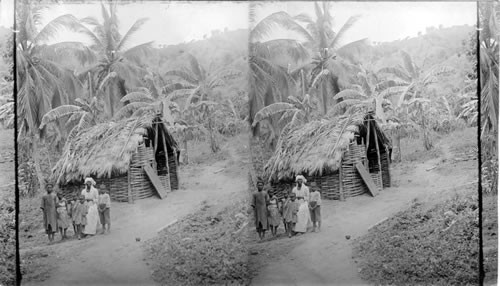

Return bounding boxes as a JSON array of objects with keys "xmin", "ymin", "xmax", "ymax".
[
  {"xmin": 51, "ymin": 114, "xmax": 180, "ymax": 203},
  {"xmin": 264, "ymin": 112, "xmax": 391, "ymax": 200}
]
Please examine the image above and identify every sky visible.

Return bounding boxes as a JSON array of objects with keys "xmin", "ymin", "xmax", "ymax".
[
  {"xmin": 37, "ymin": 1, "xmax": 249, "ymax": 47},
  {"xmin": 253, "ymin": 2, "xmax": 476, "ymax": 45},
  {"xmin": 0, "ymin": 0, "xmax": 14, "ymax": 28},
  {"xmin": 0, "ymin": 1, "xmax": 476, "ymax": 46}
]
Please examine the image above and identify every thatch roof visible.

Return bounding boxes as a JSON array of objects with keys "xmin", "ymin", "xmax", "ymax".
[
  {"xmin": 264, "ymin": 112, "xmax": 391, "ymax": 182},
  {"xmin": 52, "ymin": 114, "xmax": 178, "ymax": 185}
]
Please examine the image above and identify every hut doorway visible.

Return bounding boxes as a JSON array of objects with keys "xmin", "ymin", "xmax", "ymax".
[
  {"xmin": 364, "ymin": 117, "xmax": 391, "ymax": 189},
  {"xmin": 151, "ymin": 119, "xmax": 179, "ymax": 192}
]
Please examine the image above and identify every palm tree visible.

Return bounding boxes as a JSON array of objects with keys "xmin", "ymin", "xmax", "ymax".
[
  {"xmin": 16, "ymin": 1, "xmax": 88, "ymax": 190},
  {"xmin": 379, "ymin": 50, "xmax": 454, "ymax": 150},
  {"xmin": 75, "ymin": 2, "xmax": 153, "ymax": 118},
  {"xmin": 164, "ymin": 52, "xmax": 240, "ymax": 152},
  {"xmin": 292, "ymin": 2, "xmax": 368, "ymax": 115},
  {"xmin": 252, "ymin": 93, "xmax": 314, "ymax": 138},
  {"xmin": 248, "ymin": 3, "xmax": 310, "ymax": 138},
  {"xmin": 330, "ymin": 67, "xmax": 406, "ymax": 122},
  {"xmin": 39, "ymin": 95, "xmax": 103, "ymax": 144},
  {"xmin": 478, "ymin": 2, "xmax": 499, "ymax": 193}
]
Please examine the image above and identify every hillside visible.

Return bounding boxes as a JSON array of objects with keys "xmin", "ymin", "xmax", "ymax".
[
  {"xmin": 354, "ymin": 24, "xmax": 475, "ymax": 116},
  {"xmin": 147, "ymin": 28, "xmax": 249, "ymax": 119}
]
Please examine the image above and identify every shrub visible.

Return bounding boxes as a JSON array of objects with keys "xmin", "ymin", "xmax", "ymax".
[
  {"xmin": 0, "ymin": 192, "xmax": 15, "ymax": 286},
  {"xmin": 353, "ymin": 189, "xmax": 478, "ymax": 286},
  {"xmin": 144, "ymin": 200, "xmax": 250, "ymax": 285}
]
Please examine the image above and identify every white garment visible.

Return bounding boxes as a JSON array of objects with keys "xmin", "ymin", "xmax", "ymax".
[
  {"xmin": 292, "ymin": 185, "xmax": 310, "ymax": 202},
  {"xmin": 294, "ymin": 199, "xmax": 311, "ymax": 233},
  {"xmin": 82, "ymin": 187, "xmax": 99, "ymax": 235}
]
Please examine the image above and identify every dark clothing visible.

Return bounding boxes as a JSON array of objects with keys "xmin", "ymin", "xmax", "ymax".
[
  {"xmin": 41, "ymin": 194, "xmax": 58, "ymax": 234},
  {"xmin": 252, "ymin": 191, "xmax": 269, "ymax": 231}
]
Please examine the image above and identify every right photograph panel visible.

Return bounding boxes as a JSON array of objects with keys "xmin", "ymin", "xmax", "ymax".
[{"xmin": 247, "ymin": 1, "xmax": 488, "ymax": 285}]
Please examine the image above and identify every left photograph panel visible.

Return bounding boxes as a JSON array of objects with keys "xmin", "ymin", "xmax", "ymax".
[
  {"xmin": 0, "ymin": 0, "xmax": 15, "ymax": 285},
  {"xmin": 17, "ymin": 1, "xmax": 251, "ymax": 285}
]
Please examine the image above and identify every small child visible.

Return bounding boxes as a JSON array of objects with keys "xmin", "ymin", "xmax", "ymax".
[
  {"xmin": 309, "ymin": 187, "xmax": 322, "ymax": 232},
  {"xmin": 70, "ymin": 196, "xmax": 79, "ymax": 237},
  {"xmin": 73, "ymin": 195, "xmax": 88, "ymax": 240},
  {"xmin": 267, "ymin": 195, "xmax": 281, "ymax": 237},
  {"xmin": 283, "ymin": 193, "xmax": 299, "ymax": 238},
  {"xmin": 280, "ymin": 192, "xmax": 290, "ymax": 233},
  {"xmin": 98, "ymin": 186, "xmax": 111, "ymax": 234},
  {"xmin": 56, "ymin": 192, "xmax": 71, "ymax": 240}
]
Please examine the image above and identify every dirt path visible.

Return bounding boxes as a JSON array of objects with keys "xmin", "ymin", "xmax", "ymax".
[
  {"xmin": 23, "ymin": 139, "xmax": 249, "ymax": 286},
  {"xmin": 250, "ymin": 141, "xmax": 478, "ymax": 285}
]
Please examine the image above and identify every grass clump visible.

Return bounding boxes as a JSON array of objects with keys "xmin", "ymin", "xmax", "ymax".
[
  {"xmin": 0, "ymin": 190, "xmax": 16, "ymax": 286},
  {"xmin": 353, "ymin": 189, "xmax": 478, "ymax": 286},
  {"xmin": 144, "ymin": 199, "xmax": 250, "ymax": 285}
]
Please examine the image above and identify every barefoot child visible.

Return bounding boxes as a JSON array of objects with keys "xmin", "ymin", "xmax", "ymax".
[
  {"xmin": 283, "ymin": 193, "xmax": 299, "ymax": 238},
  {"xmin": 280, "ymin": 192, "xmax": 290, "ymax": 233},
  {"xmin": 70, "ymin": 197, "xmax": 79, "ymax": 237},
  {"xmin": 56, "ymin": 192, "xmax": 71, "ymax": 240},
  {"xmin": 98, "ymin": 186, "xmax": 111, "ymax": 234},
  {"xmin": 309, "ymin": 187, "xmax": 322, "ymax": 232},
  {"xmin": 73, "ymin": 195, "xmax": 88, "ymax": 240},
  {"xmin": 267, "ymin": 195, "xmax": 281, "ymax": 236}
]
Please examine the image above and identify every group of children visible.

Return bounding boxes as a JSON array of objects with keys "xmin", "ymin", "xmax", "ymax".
[
  {"xmin": 276, "ymin": 187, "xmax": 321, "ymax": 238},
  {"xmin": 41, "ymin": 181, "xmax": 111, "ymax": 243},
  {"xmin": 252, "ymin": 176, "xmax": 322, "ymax": 240}
]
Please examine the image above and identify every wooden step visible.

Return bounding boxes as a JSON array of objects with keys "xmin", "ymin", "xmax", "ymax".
[
  {"xmin": 355, "ymin": 162, "xmax": 379, "ymax": 197},
  {"xmin": 144, "ymin": 164, "xmax": 168, "ymax": 199}
]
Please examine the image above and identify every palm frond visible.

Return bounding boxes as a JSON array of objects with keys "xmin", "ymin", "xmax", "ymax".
[
  {"xmin": 253, "ymin": 102, "xmax": 296, "ymax": 127},
  {"xmin": 330, "ymin": 15, "xmax": 362, "ymax": 49},
  {"xmin": 164, "ymin": 69, "xmax": 198, "ymax": 84},
  {"xmin": 40, "ymin": 105, "xmax": 82, "ymax": 129},
  {"xmin": 120, "ymin": 91, "xmax": 154, "ymax": 103},
  {"xmin": 400, "ymin": 50, "xmax": 417, "ymax": 78},
  {"xmin": 162, "ymin": 82, "xmax": 197, "ymax": 94},
  {"xmin": 251, "ymin": 11, "xmax": 313, "ymax": 43},
  {"xmin": 378, "ymin": 66, "xmax": 412, "ymax": 82},
  {"xmin": 333, "ymin": 89, "xmax": 365, "ymax": 101},
  {"xmin": 34, "ymin": 14, "xmax": 82, "ymax": 45},
  {"xmin": 375, "ymin": 79, "xmax": 409, "ymax": 92},
  {"xmin": 116, "ymin": 18, "xmax": 148, "ymax": 52},
  {"xmin": 114, "ymin": 102, "xmax": 150, "ymax": 119},
  {"xmin": 257, "ymin": 39, "xmax": 309, "ymax": 62}
]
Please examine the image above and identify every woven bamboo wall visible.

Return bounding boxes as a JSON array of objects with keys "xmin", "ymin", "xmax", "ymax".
[
  {"xmin": 269, "ymin": 142, "xmax": 376, "ymax": 201},
  {"xmin": 58, "ymin": 175, "xmax": 131, "ymax": 202},
  {"xmin": 128, "ymin": 144, "xmax": 156, "ymax": 200},
  {"xmin": 341, "ymin": 143, "xmax": 369, "ymax": 197}
]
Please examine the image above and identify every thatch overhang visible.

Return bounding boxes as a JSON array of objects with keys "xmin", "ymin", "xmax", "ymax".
[
  {"xmin": 264, "ymin": 112, "xmax": 391, "ymax": 182},
  {"xmin": 51, "ymin": 114, "xmax": 179, "ymax": 185}
]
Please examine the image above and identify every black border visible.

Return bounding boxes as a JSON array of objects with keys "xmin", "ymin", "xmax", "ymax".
[{"xmin": 13, "ymin": 0, "xmax": 20, "ymax": 284}]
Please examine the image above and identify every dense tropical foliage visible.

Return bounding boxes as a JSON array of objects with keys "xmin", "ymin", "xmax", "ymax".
[
  {"xmin": 15, "ymin": 1, "xmax": 248, "ymax": 197},
  {"xmin": 249, "ymin": 2, "xmax": 485, "ymax": 170}
]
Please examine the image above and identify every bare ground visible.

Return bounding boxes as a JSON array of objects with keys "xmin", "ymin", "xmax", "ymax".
[
  {"xmin": 20, "ymin": 134, "xmax": 250, "ymax": 286},
  {"xmin": 249, "ymin": 131, "xmax": 478, "ymax": 285}
]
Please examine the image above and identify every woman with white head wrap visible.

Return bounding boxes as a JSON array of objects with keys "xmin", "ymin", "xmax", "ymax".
[
  {"xmin": 81, "ymin": 177, "xmax": 99, "ymax": 236},
  {"xmin": 292, "ymin": 175, "xmax": 311, "ymax": 233}
]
